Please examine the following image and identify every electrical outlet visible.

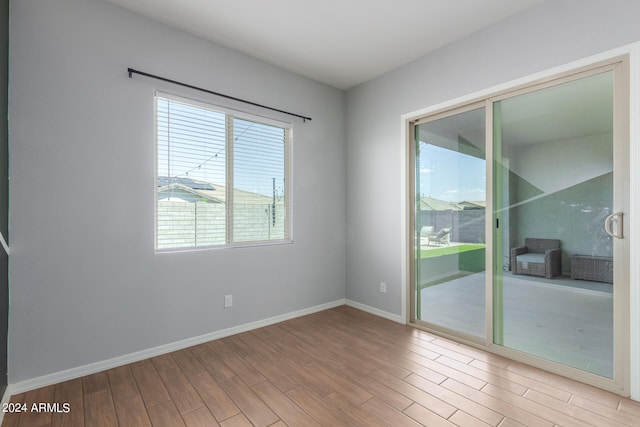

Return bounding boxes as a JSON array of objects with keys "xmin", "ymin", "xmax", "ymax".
[
  {"xmin": 224, "ymin": 294, "xmax": 233, "ymax": 308},
  {"xmin": 380, "ymin": 282, "xmax": 387, "ymax": 294}
]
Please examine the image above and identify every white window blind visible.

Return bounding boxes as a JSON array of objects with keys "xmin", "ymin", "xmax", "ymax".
[{"xmin": 156, "ymin": 93, "xmax": 291, "ymax": 250}]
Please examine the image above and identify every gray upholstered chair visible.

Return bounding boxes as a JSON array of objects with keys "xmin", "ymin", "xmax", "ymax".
[{"xmin": 511, "ymin": 238, "xmax": 561, "ymax": 279}]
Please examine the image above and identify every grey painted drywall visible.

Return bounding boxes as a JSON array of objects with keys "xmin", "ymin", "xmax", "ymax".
[
  {"xmin": 345, "ymin": 0, "xmax": 640, "ymax": 315},
  {"xmin": 0, "ymin": 0, "xmax": 7, "ymax": 396},
  {"xmin": 8, "ymin": 0, "xmax": 346, "ymax": 383},
  {"xmin": 0, "ymin": 0, "xmax": 6, "ymax": 243}
]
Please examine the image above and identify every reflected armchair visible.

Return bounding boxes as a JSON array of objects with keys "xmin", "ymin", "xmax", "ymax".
[{"xmin": 511, "ymin": 238, "xmax": 561, "ymax": 279}]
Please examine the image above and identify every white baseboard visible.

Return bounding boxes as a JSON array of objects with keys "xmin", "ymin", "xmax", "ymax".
[
  {"xmin": 345, "ymin": 299, "xmax": 405, "ymax": 324},
  {"xmin": 8, "ymin": 299, "xmax": 346, "ymax": 395}
]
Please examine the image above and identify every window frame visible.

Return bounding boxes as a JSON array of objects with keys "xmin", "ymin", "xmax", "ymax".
[{"xmin": 154, "ymin": 91, "xmax": 293, "ymax": 252}]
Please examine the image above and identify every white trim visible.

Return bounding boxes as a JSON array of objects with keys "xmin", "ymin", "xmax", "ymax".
[
  {"xmin": 345, "ymin": 299, "xmax": 405, "ymax": 324},
  {"xmin": 0, "ymin": 232, "xmax": 8, "ymax": 255},
  {"xmin": 400, "ymin": 119, "xmax": 408, "ymax": 324},
  {"xmin": 7, "ymin": 299, "xmax": 345, "ymax": 395},
  {"xmin": 400, "ymin": 41, "xmax": 640, "ymax": 399},
  {"xmin": 629, "ymin": 42, "xmax": 640, "ymax": 401}
]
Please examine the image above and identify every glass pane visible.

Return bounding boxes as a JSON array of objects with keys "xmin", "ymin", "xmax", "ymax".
[
  {"xmin": 233, "ymin": 118, "xmax": 287, "ymax": 243},
  {"xmin": 156, "ymin": 97, "xmax": 227, "ymax": 249},
  {"xmin": 415, "ymin": 107, "xmax": 486, "ymax": 338},
  {"xmin": 493, "ymin": 71, "xmax": 614, "ymax": 378}
]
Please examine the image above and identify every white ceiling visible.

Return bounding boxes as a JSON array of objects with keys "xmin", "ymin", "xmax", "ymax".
[{"xmin": 106, "ymin": 0, "xmax": 544, "ymax": 90}]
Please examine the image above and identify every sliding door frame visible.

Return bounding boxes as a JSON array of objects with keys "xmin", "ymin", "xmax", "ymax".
[
  {"xmin": 487, "ymin": 58, "xmax": 630, "ymax": 393},
  {"xmin": 403, "ymin": 48, "xmax": 636, "ymax": 396},
  {"xmin": 408, "ymin": 101, "xmax": 487, "ymax": 345}
]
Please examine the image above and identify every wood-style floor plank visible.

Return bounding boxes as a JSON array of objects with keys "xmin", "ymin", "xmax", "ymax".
[
  {"xmin": 285, "ymin": 385, "xmax": 354, "ymax": 426},
  {"xmin": 217, "ymin": 376, "xmax": 277, "ymax": 427},
  {"xmin": 251, "ymin": 380, "xmax": 320, "ymax": 427},
  {"xmin": 187, "ymin": 371, "xmax": 239, "ymax": 422},
  {"xmin": 404, "ymin": 373, "xmax": 505, "ymax": 426},
  {"xmin": 339, "ymin": 368, "xmax": 413, "ymax": 411},
  {"xmin": 82, "ymin": 389, "xmax": 117, "ymax": 427},
  {"xmin": 369, "ymin": 369, "xmax": 458, "ymax": 419},
  {"xmin": 304, "ymin": 362, "xmax": 372, "ymax": 405},
  {"xmin": 442, "ymin": 378, "xmax": 556, "ymax": 427},
  {"xmin": 523, "ymin": 388, "xmax": 630, "ymax": 427},
  {"xmin": 130, "ymin": 363, "xmax": 170, "ymax": 408},
  {"xmin": 448, "ymin": 409, "xmax": 494, "ymax": 427},
  {"xmin": 217, "ymin": 413, "xmax": 252, "ymax": 427},
  {"xmin": 242, "ymin": 353, "xmax": 298, "ymax": 392},
  {"xmin": 181, "ymin": 407, "xmax": 219, "ymax": 427},
  {"xmin": 51, "ymin": 379, "xmax": 83, "ymax": 427},
  {"xmin": 436, "ymin": 355, "xmax": 529, "ymax": 396},
  {"xmin": 146, "ymin": 400, "xmax": 184, "ymax": 427},
  {"xmin": 469, "ymin": 358, "xmax": 573, "ymax": 402},
  {"xmin": 405, "ymin": 351, "xmax": 487, "ymax": 390},
  {"xmin": 20, "ymin": 385, "xmax": 55, "ymax": 427},
  {"xmin": 151, "ymin": 354, "xmax": 204, "ymax": 415},
  {"xmin": 82, "ymin": 373, "xmax": 117, "ymax": 427},
  {"xmin": 111, "ymin": 395, "xmax": 151, "ymax": 427},
  {"xmin": 403, "ymin": 402, "xmax": 458, "ymax": 427},
  {"xmin": 321, "ymin": 392, "xmax": 387, "ymax": 427},
  {"xmin": 361, "ymin": 397, "xmax": 423, "ymax": 426},
  {"xmin": 189, "ymin": 345, "xmax": 235, "ymax": 383},
  {"xmin": 3, "ymin": 305, "xmax": 640, "ymax": 427}
]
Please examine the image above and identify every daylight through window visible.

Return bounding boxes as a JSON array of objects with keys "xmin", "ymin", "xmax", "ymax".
[{"xmin": 156, "ymin": 93, "xmax": 291, "ymax": 250}]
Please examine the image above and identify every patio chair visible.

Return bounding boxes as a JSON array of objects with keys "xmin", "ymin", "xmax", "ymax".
[
  {"xmin": 511, "ymin": 237, "xmax": 561, "ymax": 279},
  {"xmin": 420, "ymin": 226, "xmax": 434, "ymax": 237},
  {"xmin": 427, "ymin": 227, "xmax": 451, "ymax": 246}
]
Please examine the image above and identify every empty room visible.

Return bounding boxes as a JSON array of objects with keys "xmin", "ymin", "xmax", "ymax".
[{"xmin": 2, "ymin": 0, "xmax": 640, "ymax": 426}]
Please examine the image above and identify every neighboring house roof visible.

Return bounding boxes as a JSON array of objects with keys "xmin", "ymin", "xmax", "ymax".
[
  {"xmin": 458, "ymin": 201, "xmax": 486, "ymax": 210},
  {"xmin": 420, "ymin": 197, "xmax": 462, "ymax": 211},
  {"xmin": 158, "ymin": 176, "xmax": 215, "ymax": 191},
  {"xmin": 158, "ymin": 182, "xmax": 224, "ymax": 203},
  {"xmin": 157, "ymin": 177, "xmax": 275, "ymax": 205},
  {"xmin": 419, "ymin": 197, "xmax": 486, "ymax": 211}
]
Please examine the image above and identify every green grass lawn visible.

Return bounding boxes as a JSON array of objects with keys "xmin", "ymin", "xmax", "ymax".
[
  {"xmin": 417, "ymin": 245, "xmax": 486, "ymax": 290},
  {"xmin": 419, "ymin": 244, "xmax": 485, "ymax": 258}
]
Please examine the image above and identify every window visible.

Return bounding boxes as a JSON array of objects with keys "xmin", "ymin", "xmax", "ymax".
[{"xmin": 155, "ymin": 93, "xmax": 291, "ymax": 250}]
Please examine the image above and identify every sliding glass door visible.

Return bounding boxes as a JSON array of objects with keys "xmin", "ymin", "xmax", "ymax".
[
  {"xmin": 410, "ymin": 59, "xmax": 629, "ymax": 390},
  {"xmin": 493, "ymin": 69, "xmax": 624, "ymax": 379}
]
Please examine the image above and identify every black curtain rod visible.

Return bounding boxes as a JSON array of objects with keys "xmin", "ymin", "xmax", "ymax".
[{"xmin": 127, "ymin": 68, "xmax": 312, "ymax": 122}]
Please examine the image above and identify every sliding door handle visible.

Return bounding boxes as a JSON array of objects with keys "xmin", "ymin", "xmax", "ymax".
[{"xmin": 604, "ymin": 211, "xmax": 624, "ymax": 239}]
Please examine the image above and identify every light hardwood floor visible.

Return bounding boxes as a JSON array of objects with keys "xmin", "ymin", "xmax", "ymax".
[{"xmin": 3, "ymin": 305, "xmax": 640, "ymax": 426}]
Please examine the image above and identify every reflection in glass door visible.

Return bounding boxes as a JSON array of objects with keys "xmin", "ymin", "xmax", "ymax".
[
  {"xmin": 493, "ymin": 71, "xmax": 619, "ymax": 378},
  {"xmin": 414, "ymin": 107, "xmax": 486, "ymax": 339}
]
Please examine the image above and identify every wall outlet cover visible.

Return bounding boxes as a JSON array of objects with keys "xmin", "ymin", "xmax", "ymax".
[{"xmin": 380, "ymin": 282, "xmax": 387, "ymax": 293}]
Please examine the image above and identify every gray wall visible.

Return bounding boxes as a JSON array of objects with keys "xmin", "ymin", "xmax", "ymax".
[
  {"xmin": 8, "ymin": 0, "xmax": 346, "ymax": 383},
  {"xmin": 0, "ymin": 0, "xmax": 6, "ymax": 242},
  {"xmin": 345, "ymin": 0, "xmax": 640, "ymax": 315},
  {"xmin": 0, "ymin": 0, "xmax": 8, "ymax": 396}
]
